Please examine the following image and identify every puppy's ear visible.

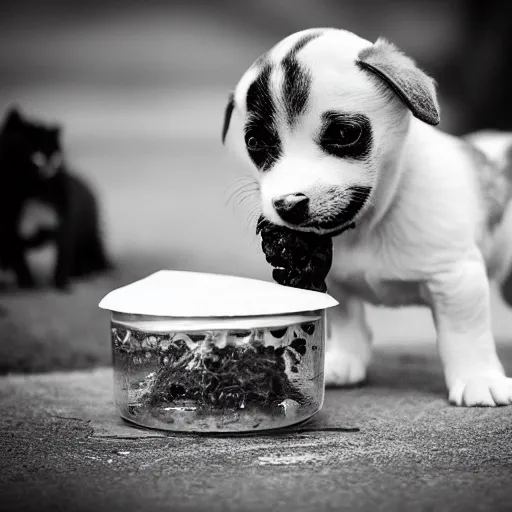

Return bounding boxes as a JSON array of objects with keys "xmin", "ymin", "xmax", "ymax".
[
  {"xmin": 357, "ymin": 38, "xmax": 440, "ymax": 126},
  {"xmin": 221, "ymin": 92, "xmax": 235, "ymax": 144}
]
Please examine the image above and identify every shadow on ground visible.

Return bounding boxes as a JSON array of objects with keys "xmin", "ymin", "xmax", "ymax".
[{"xmin": 0, "ymin": 254, "xmax": 185, "ymax": 373}]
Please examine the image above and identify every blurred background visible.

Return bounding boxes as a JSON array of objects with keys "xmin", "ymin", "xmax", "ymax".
[{"xmin": 1, "ymin": 0, "xmax": 512, "ymax": 373}]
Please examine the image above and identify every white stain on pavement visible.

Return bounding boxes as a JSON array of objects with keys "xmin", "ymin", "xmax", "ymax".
[{"xmin": 257, "ymin": 454, "xmax": 326, "ymax": 466}]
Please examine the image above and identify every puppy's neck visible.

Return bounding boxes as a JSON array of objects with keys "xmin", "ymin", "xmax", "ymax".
[
  {"xmin": 354, "ymin": 113, "xmax": 414, "ymax": 233},
  {"xmin": 367, "ymin": 119, "xmax": 445, "ymax": 235}
]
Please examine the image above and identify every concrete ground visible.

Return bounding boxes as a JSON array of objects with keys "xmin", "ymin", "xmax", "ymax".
[
  {"xmin": 2, "ymin": 343, "xmax": 512, "ymax": 512},
  {"xmin": 2, "ymin": 249, "xmax": 511, "ymax": 512}
]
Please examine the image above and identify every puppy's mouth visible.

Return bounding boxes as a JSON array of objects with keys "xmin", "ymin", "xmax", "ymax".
[{"xmin": 301, "ymin": 186, "xmax": 372, "ymax": 235}]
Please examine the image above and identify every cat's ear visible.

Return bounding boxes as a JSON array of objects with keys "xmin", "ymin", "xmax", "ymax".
[
  {"xmin": 356, "ymin": 38, "xmax": 440, "ymax": 126},
  {"xmin": 3, "ymin": 106, "xmax": 23, "ymax": 128}
]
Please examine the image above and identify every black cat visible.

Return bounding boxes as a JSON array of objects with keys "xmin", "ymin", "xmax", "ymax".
[{"xmin": 0, "ymin": 107, "xmax": 112, "ymax": 290}]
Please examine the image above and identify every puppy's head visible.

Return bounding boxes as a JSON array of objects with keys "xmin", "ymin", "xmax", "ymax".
[{"xmin": 222, "ymin": 28, "xmax": 440, "ymax": 235}]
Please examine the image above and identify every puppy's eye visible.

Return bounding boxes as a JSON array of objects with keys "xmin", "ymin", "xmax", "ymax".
[
  {"xmin": 323, "ymin": 122, "xmax": 362, "ymax": 148},
  {"xmin": 318, "ymin": 113, "xmax": 372, "ymax": 161},
  {"xmin": 244, "ymin": 123, "xmax": 282, "ymax": 171},
  {"xmin": 245, "ymin": 134, "xmax": 265, "ymax": 151},
  {"xmin": 247, "ymin": 136, "xmax": 260, "ymax": 150}
]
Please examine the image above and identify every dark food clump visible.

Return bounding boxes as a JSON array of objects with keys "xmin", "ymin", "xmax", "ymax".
[
  {"xmin": 143, "ymin": 336, "xmax": 304, "ymax": 413},
  {"xmin": 256, "ymin": 216, "xmax": 333, "ymax": 292}
]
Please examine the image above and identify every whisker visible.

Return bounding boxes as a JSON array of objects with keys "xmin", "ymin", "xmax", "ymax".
[
  {"xmin": 224, "ymin": 183, "xmax": 259, "ymax": 208},
  {"xmin": 247, "ymin": 206, "xmax": 261, "ymax": 228},
  {"xmin": 224, "ymin": 174, "xmax": 258, "ymax": 191},
  {"xmin": 233, "ymin": 191, "xmax": 259, "ymax": 212},
  {"xmin": 225, "ymin": 182, "xmax": 257, "ymax": 201},
  {"xmin": 233, "ymin": 190, "xmax": 256, "ymax": 210},
  {"xmin": 226, "ymin": 180, "xmax": 257, "ymax": 195},
  {"xmin": 237, "ymin": 193, "xmax": 258, "ymax": 207},
  {"xmin": 246, "ymin": 200, "xmax": 261, "ymax": 223},
  {"xmin": 228, "ymin": 176, "xmax": 258, "ymax": 189}
]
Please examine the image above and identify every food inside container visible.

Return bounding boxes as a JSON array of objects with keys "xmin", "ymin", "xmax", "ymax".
[{"xmin": 99, "ymin": 271, "xmax": 338, "ymax": 433}]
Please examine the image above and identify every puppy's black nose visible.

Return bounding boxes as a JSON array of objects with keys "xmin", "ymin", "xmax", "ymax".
[{"xmin": 272, "ymin": 193, "xmax": 310, "ymax": 224}]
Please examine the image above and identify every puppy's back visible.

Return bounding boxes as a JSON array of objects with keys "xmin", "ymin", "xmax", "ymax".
[{"xmin": 466, "ymin": 130, "xmax": 512, "ymax": 306}]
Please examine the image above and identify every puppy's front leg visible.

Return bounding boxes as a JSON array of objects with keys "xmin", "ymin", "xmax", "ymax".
[
  {"xmin": 428, "ymin": 257, "xmax": 512, "ymax": 406},
  {"xmin": 324, "ymin": 281, "xmax": 372, "ymax": 387}
]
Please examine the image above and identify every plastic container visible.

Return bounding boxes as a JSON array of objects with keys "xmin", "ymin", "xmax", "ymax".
[{"xmin": 99, "ymin": 271, "xmax": 337, "ymax": 434}]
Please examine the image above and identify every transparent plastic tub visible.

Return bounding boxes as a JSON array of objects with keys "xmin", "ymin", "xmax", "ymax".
[{"xmin": 110, "ymin": 311, "xmax": 326, "ymax": 433}]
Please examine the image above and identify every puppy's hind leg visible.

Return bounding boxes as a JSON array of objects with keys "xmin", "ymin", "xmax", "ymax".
[{"xmin": 324, "ymin": 281, "xmax": 373, "ymax": 387}]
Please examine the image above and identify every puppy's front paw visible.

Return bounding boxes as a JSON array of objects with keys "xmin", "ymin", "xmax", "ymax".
[
  {"xmin": 448, "ymin": 375, "xmax": 512, "ymax": 407},
  {"xmin": 325, "ymin": 351, "xmax": 368, "ymax": 387}
]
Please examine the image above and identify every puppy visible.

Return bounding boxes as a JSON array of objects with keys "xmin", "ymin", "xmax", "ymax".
[{"xmin": 222, "ymin": 28, "xmax": 512, "ymax": 407}]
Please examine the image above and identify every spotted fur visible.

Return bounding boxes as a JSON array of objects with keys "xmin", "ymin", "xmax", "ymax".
[
  {"xmin": 281, "ymin": 32, "xmax": 321, "ymax": 127},
  {"xmin": 245, "ymin": 63, "xmax": 282, "ymax": 171},
  {"xmin": 221, "ymin": 92, "xmax": 234, "ymax": 144},
  {"xmin": 461, "ymin": 139, "xmax": 511, "ymax": 231}
]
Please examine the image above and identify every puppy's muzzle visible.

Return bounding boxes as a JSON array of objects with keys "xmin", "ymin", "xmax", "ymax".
[{"xmin": 272, "ymin": 193, "xmax": 310, "ymax": 224}]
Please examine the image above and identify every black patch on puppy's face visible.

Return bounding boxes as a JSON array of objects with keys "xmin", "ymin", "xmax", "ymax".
[
  {"xmin": 244, "ymin": 63, "xmax": 282, "ymax": 171},
  {"xmin": 243, "ymin": 32, "xmax": 322, "ymax": 171},
  {"xmin": 281, "ymin": 32, "xmax": 321, "ymax": 127},
  {"xmin": 308, "ymin": 185, "xmax": 372, "ymax": 231},
  {"xmin": 318, "ymin": 112, "xmax": 372, "ymax": 161},
  {"xmin": 221, "ymin": 92, "xmax": 235, "ymax": 144}
]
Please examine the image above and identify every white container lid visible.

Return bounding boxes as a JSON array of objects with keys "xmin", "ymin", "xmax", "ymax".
[{"xmin": 99, "ymin": 270, "xmax": 338, "ymax": 318}]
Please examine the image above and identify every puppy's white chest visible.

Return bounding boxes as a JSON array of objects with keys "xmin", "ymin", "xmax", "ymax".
[
  {"xmin": 329, "ymin": 239, "xmax": 426, "ymax": 307},
  {"xmin": 341, "ymin": 275, "xmax": 424, "ymax": 306}
]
